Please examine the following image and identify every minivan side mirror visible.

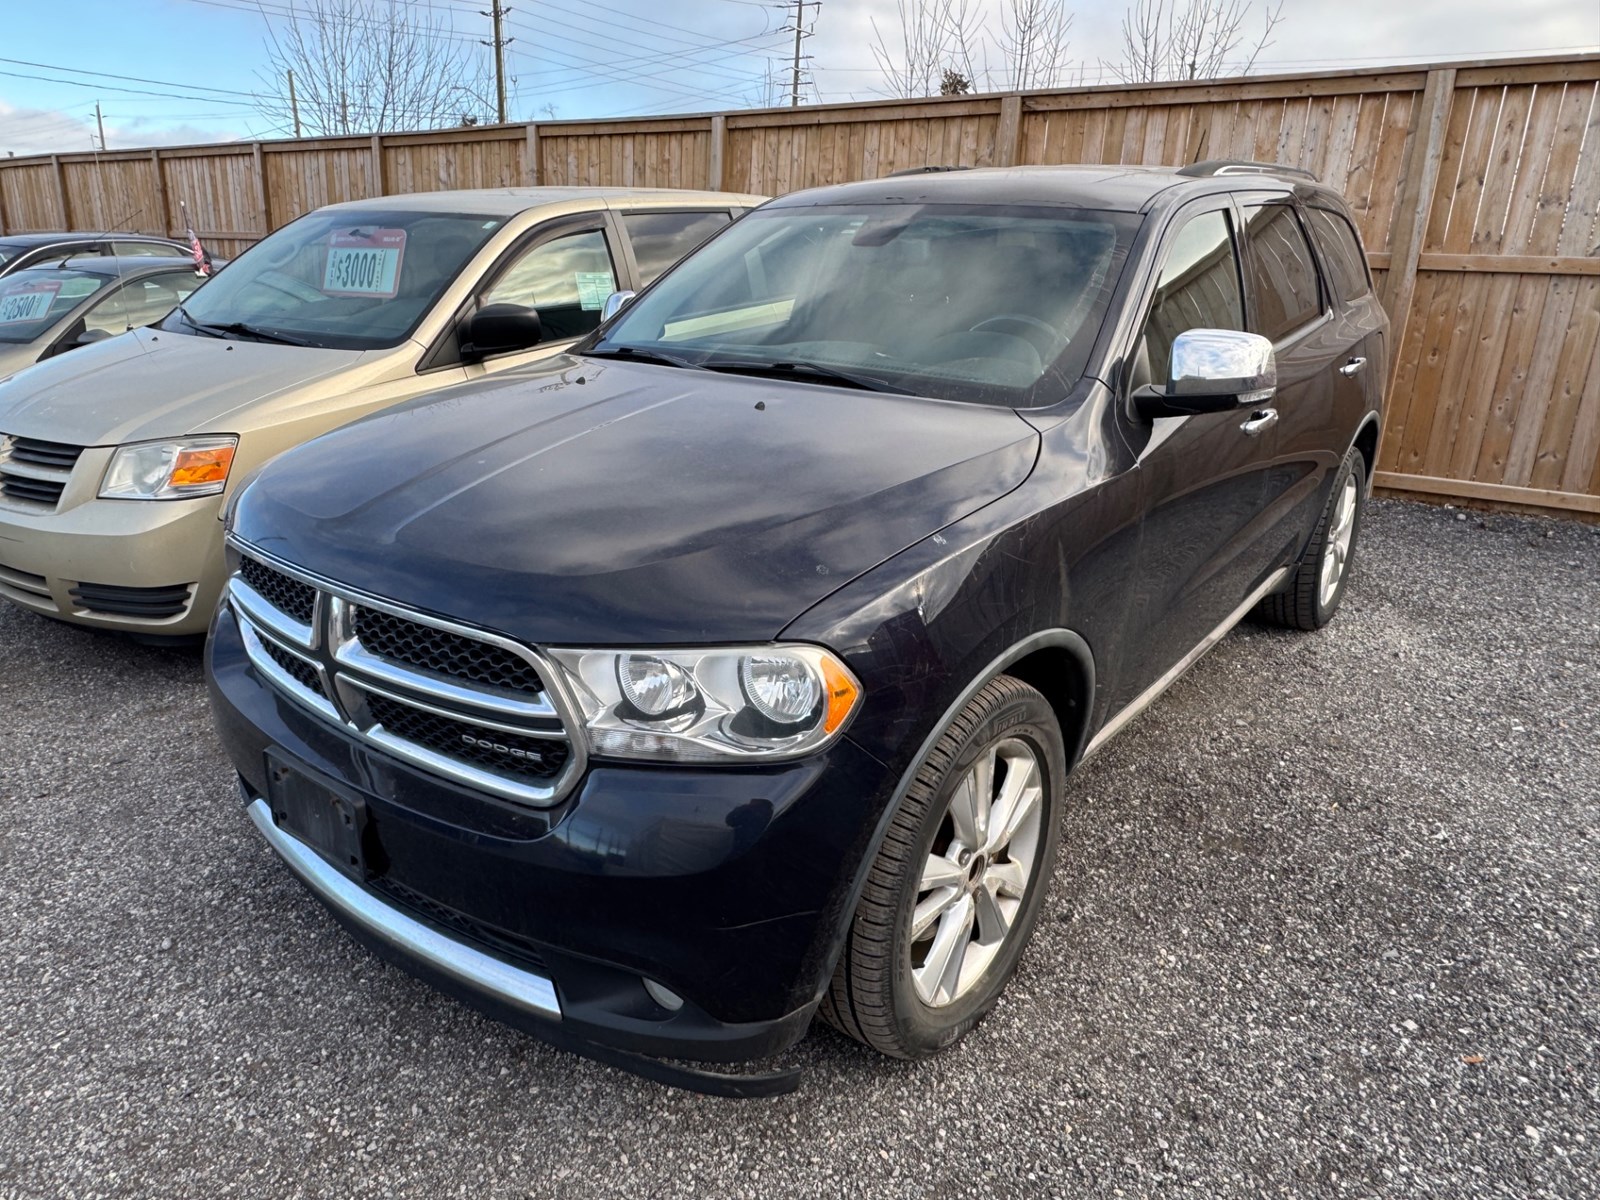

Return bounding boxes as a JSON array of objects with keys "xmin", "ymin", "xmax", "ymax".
[
  {"xmin": 76, "ymin": 327, "xmax": 115, "ymax": 348},
  {"xmin": 460, "ymin": 303, "xmax": 544, "ymax": 362},
  {"xmin": 1132, "ymin": 328, "xmax": 1276, "ymax": 420},
  {"xmin": 601, "ymin": 290, "xmax": 636, "ymax": 322}
]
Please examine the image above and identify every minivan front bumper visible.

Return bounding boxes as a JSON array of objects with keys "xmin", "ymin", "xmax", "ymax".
[{"xmin": 206, "ymin": 602, "xmax": 896, "ymax": 1090}]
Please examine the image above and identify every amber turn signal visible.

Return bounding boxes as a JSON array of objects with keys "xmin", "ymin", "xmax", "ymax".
[
  {"xmin": 821, "ymin": 654, "xmax": 860, "ymax": 734},
  {"xmin": 170, "ymin": 444, "xmax": 236, "ymax": 488}
]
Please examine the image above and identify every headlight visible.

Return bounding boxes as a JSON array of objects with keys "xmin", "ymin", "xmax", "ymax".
[
  {"xmin": 99, "ymin": 436, "xmax": 238, "ymax": 500},
  {"xmin": 545, "ymin": 644, "xmax": 861, "ymax": 762}
]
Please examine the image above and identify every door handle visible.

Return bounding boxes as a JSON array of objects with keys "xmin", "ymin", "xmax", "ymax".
[
  {"xmin": 1339, "ymin": 356, "xmax": 1367, "ymax": 377},
  {"xmin": 1240, "ymin": 408, "xmax": 1278, "ymax": 437}
]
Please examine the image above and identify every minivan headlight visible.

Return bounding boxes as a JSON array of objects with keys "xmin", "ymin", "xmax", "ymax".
[
  {"xmin": 545, "ymin": 644, "xmax": 861, "ymax": 762},
  {"xmin": 100, "ymin": 436, "xmax": 238, "ymax": 500}
]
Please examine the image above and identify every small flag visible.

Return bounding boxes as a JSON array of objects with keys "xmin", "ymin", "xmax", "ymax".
[{"xmin": 180, "ymin": 200, "xmax": 212, "ymax": 278}]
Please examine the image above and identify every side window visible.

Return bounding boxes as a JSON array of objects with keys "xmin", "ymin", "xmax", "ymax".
[
  {"xmin": 83, "ymin": 273, "xmax": 202, "ymax": 336},
  {"xmin": 115, "ymin": 240, "xmax": 187, "ymax": 259},
  {"xmin": 482, "ymin": 227, "xmax": 616, "ymax": 342},
  {"xmin": 622, "ymin": 211, "xmax": 731, "ymax": 285},
  {"xmin": 1305, "ymin": 208, "xmax": 1371, "ymax": 301},
  {"xmin": 1242, "ymin": 203, "xmax": 1322, "ymax": 341},
  {"xmin": 1138, "ymin": 209, "xmax": 1245, "ymax": 389}
]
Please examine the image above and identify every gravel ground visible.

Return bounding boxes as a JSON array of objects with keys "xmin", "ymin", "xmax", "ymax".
[{"xmin": 1, "ymin": 498, "xmax": 1596, "ymax": 1200}]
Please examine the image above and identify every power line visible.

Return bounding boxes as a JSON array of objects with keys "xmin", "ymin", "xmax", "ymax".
[{"xmin": 0, "ymin": 57, "xmax": 258, "ymax": 99}]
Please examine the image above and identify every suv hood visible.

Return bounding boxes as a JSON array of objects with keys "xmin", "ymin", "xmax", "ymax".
[
  {"xmin": 0, "ymin": 328, "xmax": 363, "ymax": 446},
  {"xmin": 234, "ymin": 356, "xmax": 1040, "ymax": 644}
]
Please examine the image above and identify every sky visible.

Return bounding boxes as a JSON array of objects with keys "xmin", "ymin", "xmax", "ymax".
[{"xmin": 2, "ymin": 0, "xmax": 1597, "ymax": 157}]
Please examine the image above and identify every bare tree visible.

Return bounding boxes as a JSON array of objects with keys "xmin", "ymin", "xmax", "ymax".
[
  {"xmin": 998, "ymin": 0, "xmax": 1073, "ymax": 91},
  {"xmin": 255, "ymin": 0, "xmax": 497, "ymax": 136},
  {"xmin": 871, "ymin": 0, "xmax": 961, "ymax": 100},
  {"xmin": 1113, "ymin": 0, "xmax": 1284, "ymax": 83}
]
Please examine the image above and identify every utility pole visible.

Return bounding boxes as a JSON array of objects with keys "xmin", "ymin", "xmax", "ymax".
[
  {"xmin": 94, "ymin": 102, "xmax": 106, "ymax": 151},
  {"xmin": 783, "ymin": 1, "xmax": 818, "ymax": 107},
  {"xmin": 287, "ymin": 69, "xmax": 302, "ymax": 138},
  {"xmin": 483, "ymin": 1, "xmax": 514, "ymax": 125}
]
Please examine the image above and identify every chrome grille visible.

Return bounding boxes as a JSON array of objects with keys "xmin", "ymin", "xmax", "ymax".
[
  {"xmin": 365, "ymin": 693, "xmax": 570, "ymax": 783},
  {"xmin": 225, "ymin": 540, "xmax": 582, "ymax": 807},
  {"xmin": 349, "ymin": 605, "xmax": 545, "ymax": 693},
  {"xmin": 0, "ymin": 436, "xmax": 83, "ymax": 508},
  {"xmin": 239, "ymin": 556, "xmax": 316, "ymax": 626}
]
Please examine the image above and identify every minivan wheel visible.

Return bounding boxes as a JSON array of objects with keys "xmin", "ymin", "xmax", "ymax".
[
  {"xmin": 819, "ymin": 675, "xmax": 1065, "ymax": 1058},
  {"xmin": 1257, "ymin": 445, "xmax": 1367, "ymax": 631}
]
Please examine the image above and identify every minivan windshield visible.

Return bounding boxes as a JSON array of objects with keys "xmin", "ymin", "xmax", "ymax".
[
  {"xmin": 0, "ymin": 267, "xmax": 110, "ymax": 343},
  {"xmin": 163, "ymin": 209, "xmax": 506, "ymax": 351},
  {"xmin": 588, "ymin": 203, "xmax": 1139, "ymax": 406}
]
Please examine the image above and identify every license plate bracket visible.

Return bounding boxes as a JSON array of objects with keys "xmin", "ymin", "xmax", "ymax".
[{"xmin": 265, "ymin": 755, "xmax": 368, "ymax": 881}]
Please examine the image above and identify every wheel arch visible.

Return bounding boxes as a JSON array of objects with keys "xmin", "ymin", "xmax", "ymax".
[
  {"xmin": 1351, "ymin": 411, "xmax": 1381, "ymax": 493},
  {"xmin": 812, "ymin": 628, "xmax": 1095, "ymax": 1007}
]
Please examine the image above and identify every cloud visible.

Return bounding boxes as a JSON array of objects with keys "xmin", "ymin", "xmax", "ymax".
[{"xmin": 0, "ymin": 101, "xmax": 243, "ymax": 158}]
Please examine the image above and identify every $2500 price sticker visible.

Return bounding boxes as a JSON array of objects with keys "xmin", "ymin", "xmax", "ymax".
[
  {"xmin": 323, "ymin": 228, "xmax": 408, "ymax": 298},
  {"xmin": 0, "ymin": 280, "xmax": 63, "ymax": 325}
]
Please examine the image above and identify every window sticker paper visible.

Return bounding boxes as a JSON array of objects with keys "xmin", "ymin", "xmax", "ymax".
[
  {"xmin": 574, "ymin": 271, "xmax": 614, "ymax": 311},
  {"xmin": 323, "ymin": 228, "xmax": 408, "ymax": 298},
  {"xmin": 0, "ymin": 280, "xmax": 63, "ymax": 324}
]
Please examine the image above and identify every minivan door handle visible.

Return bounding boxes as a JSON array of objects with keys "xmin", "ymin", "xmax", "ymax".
[
  {"xmin": 1339, "ymin": 356, "xmax": 1367, "ymax": 377},
  {"xmin": 1240, "ymin": 408, "xmax": 1278, "ymax": 437}
]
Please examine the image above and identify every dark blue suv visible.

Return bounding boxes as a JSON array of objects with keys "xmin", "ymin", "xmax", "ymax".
[{"xmin": 206, "ymin": 162, "xmax": 1387, "ymax": 1095}]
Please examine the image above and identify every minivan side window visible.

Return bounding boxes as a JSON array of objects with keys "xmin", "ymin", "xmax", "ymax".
[
  {"xmin": 1138, "ymin": 209, "xmax": 1245, "ymax": 389},
  {"xmin": 622, "ymin": 211, "xmax": 732, "ymax": 285},
  {"xmin": 483, "ymin": 227, "xmax": 617, "ymax": 341},
  {"xmin": 1305, "ymin": 208, "xmax": 1371, "ymax": 301},
  {"xmin": 1242, "ymin": 203, "xmax": 1322, "ymax": 342}
]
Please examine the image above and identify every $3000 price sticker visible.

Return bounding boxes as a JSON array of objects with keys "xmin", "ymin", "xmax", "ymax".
[{"xmin": 323, "ymin": 228, "xmax": 408, "ymax": 298}]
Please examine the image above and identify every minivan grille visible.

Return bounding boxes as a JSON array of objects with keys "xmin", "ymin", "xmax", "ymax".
[
  {"xmin": 70, "ymin": 581, "xmax": 193, "ymax": 619},
  {"xmin": 0, "ymin": 436, "xmax": 83, "ymax": 509},
  {"xmin": 350, "ymin": 605, "xmax": 545, "ymax": 694},
  {"xmin": 226, "ymin": 544, "xmax": 581, "ymax": 808}
]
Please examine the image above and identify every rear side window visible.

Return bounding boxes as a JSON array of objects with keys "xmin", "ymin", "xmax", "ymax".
[
  {"xmin": 1305, "ymin": 208, "xmax": 1371, "ymax": 301},
  {"xmin": 622, "ymin": 211, "xmax": 731, "ymax": 285},
  {"xmin": 1242, "ymin": 203, "xmax": 1322, "ymax": 342},
  {"xmin": 1140, "ymin": 209, "xmax": 1245, "ymax": 389},
  {"xmin": 114, "ymin": 240, "xmax": 187, "ymax": 259}
]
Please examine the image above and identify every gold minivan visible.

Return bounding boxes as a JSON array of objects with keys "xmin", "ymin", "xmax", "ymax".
[{"xmin": 0, "ymin": 187, "xmax": 763, "ymax": 638}]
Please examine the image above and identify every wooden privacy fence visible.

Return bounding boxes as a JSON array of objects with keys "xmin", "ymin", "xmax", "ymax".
[{"xmin": 1, "ymin": 53, "xmax": 1598, "ymax": 516}]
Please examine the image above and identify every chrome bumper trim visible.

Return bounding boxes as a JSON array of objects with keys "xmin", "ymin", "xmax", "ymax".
[{"xmin": 247, "ymin": 797, "xmax": 562, "ymax": 1022}]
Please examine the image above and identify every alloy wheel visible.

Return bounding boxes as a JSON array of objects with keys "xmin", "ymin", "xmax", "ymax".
[
  {"xmin": 1319, "ymin": 473, "xmax": 1358, "ymax": 608},
  {"xmin": 909, "ymin": 737, "xmax": 1045, "ymax": 1008}
]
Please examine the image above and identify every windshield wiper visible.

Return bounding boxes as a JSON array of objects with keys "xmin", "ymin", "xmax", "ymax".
[
  {"xmin": 582, "ymin": 344, "xmax": 707, "ymax": 371},
  {"xmin": 699, "ymin": 358, "xmax": 907, "ymax": 394},
  {"xmin": 174, "ymin": 305, "xmax": 316, "ymax": 347}
]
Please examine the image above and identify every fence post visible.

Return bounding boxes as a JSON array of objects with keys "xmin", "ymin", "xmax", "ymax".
[
  {"xmin": 51, "ymin": 155, "xmax": 70, "ymax": 229},
  {"xmin": 370, "ymin": 134, "xmax": 386, "ymax": 196},
  {"xmin": 1382, "ymin": 67, "xmax": 1456, "ymax": 380},
  {"xmin": 525, "ymin": 123, "xmax": 540, "ymax": 186},
  {"xmin": 252, "ymin": 142, "xmax": 271, "ymax": 240},
  {"xmin": 0, "ymin": 170, "xmax": 9, "ymax": 235},
  {"xmin": 996, "ymin": 95, "xmax": 1023, "ymax": 167},
  {"xmin": 709, "ymin": 114, "xmax": 727, "ymax": 191},
  {"xmin": 150, "ymin": 149, "xmax": 170, "ymax": 236}
]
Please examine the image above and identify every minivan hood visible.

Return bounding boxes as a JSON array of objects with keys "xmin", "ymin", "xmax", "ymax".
[
  {"xmin": 0, "ymin": 328, "xmax": 363, "ymax": 446},
  {"xmin": 234, "ymin": 357, "xmax": 1040, "ymax": 644}
]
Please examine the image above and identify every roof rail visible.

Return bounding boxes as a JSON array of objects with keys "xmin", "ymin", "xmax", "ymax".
[
  {"xmin": 1178, "ymin": 159, "xmax": 1319, "ymax": 183},
  {"xmin": 885, "ymin": 165, "xmax": 976, "ymax": 177}
]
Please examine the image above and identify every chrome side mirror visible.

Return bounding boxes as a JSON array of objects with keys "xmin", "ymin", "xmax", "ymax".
[
  {"xmin": 600, "ymin": 290, "xmax": 636, "ymax": 322},
  {"xmin": 1134, "ymin": 328, "xmax": 1276, "ymax": 419}
]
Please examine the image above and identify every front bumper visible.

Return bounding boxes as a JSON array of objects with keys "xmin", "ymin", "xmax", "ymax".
[
  {"xmin": 0, "ymin": 466, "xmax": 224, "ymax": 635},
  {"xmin": 207, "ymin": 603, "xmax": 896, "ymax": 1084}
]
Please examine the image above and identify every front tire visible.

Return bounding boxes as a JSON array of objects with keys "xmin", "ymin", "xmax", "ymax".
[
  {"xmin": 820, "ymin": 675, "xmax": 1065, "ymax": 1058},
  {"xmin": 1257, "ymin": 445, "xmax": 1366, "ymax": 630}
]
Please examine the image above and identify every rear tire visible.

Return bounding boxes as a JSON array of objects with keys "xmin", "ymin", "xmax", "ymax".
[
  {"xmin": 1257, "ymin": 445, "xmax": 1366, "ymax": 631},
  {"xmin": 819, "ymin": 675, "xmax": 1064, "ymax": 1058}
]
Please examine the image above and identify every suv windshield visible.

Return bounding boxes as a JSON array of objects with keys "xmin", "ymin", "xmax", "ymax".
[
  {"xmin": 164, "ymin": 209, "xmax": 506, "ymax": 350},
  {"xmin": 0, "ymin": 268, "xmax": 110, "ymax": 343},
  {"xmin": 589, "ymin": 203, "xmax": 1139, "ymax": 406}
]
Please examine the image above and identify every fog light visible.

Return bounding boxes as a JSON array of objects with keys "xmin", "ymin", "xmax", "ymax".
[{"xmin": 643, "ymin": 978, "xmax": 684, "ymax": 1011}]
